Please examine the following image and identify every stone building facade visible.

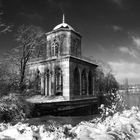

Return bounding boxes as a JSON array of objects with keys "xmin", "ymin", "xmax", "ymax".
[{"xmin": 29, "ymin": 16, "xmax": 98, "ymax": 100}]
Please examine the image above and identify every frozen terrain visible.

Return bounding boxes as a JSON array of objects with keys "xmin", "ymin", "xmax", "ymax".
[
  {"xmin": 0, "ymin": 107, "xmax": 140, "ymax": 139},
  {"xmin": 26, "ymin": 95, "xmax": 67, "ymax": 103}
]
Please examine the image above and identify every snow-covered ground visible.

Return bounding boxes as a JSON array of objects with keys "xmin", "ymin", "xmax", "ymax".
[
  {"xmin": 26, "ymin": 95, "xmax": 67, "ymax": 103},
  {"xmin": 1, "ymin": 107, "xmax": 140, "ymax": 139}
]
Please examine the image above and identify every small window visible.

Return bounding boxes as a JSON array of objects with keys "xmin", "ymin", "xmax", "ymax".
[
  {"xmin": 51, "ymin": 39, "xmax": 59, "ymax": 57},
  {"xmin": 51, "ymin": 46, "xmax": 55, "ymax": 56},
  {"xmin": 55, "ymin": 43, "xmax": 59, "ymax": 56}
]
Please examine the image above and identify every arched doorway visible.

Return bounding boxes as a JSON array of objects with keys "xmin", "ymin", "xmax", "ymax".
[
  {"xmin": 81, "ymin": 69, "xmax": 87, "ymax": 95},
  {"xmin": 88, "ymin": 71, "xmax": 93, "ymax": 95},
  {"xmin": 55, "ymin": 67, "xmax": 63, "ymax": 95},
  {"xmin": 74, "ymin": 67, "xmax": 80, "ymax": 95}
]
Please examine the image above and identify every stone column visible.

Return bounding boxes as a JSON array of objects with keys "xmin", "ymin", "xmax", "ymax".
[
  {"xmin": 49, "ymin": 73, "xmax": 52, "ymax": 96},
  {"xmin": 51, "ymin": 71, "xmax": 55, "ymax": 96},
  {"xmin": 62, "ymin": 60, "xmax": 70, "ymax": 100},
  {"xmin": 86, "ymin": 73, "xmax": 89, "ymax": 96},
  {"xmin": 45, "ymin": 75, "xmax": 47, "ymax": 96},
  {"xmin": 79, "ymin": 70, "xmax": 82, "ymax": 96},
  {"xmin": 41, "ymin": 74, "xmax": 45, "ymax": 95},
  {"xmin": 92, "ymin": 76, "xmax": 95, "ymax": 95},
  {"xmin": 46, "ymin": 74, "xmax": 50, "ymax": 96}
]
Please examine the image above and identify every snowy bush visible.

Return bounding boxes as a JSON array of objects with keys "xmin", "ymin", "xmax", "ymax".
[
  {"xmin": 99, "ymin": 92, "xmax": 126, "ymax": 121},
  {"xmin": 0, "ymin": 107, "xmax": 140, "ymax": 140},
  {"xmin": 72, "ymin": 106, "xmax": 140, "ymax": 140},
  {"xmin": 0, "ymin": 93, "xmax": 33, "ymax": 122},
  {"xmin": 0, "ymin": 122, "xmax": 77, "ymax": 140}
]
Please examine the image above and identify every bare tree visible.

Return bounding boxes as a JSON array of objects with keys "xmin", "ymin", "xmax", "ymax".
[{"xmin": 4, "ymin": 25, "xmax": 46, "ymax": 93}]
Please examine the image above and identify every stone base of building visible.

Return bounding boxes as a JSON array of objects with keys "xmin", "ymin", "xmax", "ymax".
[{"xmin": 30, "ymin": 97, "xmax": 99, "ymax": 116}]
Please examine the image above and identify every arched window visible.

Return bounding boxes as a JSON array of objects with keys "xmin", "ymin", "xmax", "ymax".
[
  {"xmin": 74, "ymin": 67, "xmax": 80, "ymax": 95},
  {"xmin": 51, "ymin": 39, "xmax": 59, "ymax": 57},
  {"xmin": 51, "ymin": 46, "xmax": 55, "ymax": 56},
  {"xmin": 55, "ymin": 42, "xmax": 59, "ymax": 56},
  {"xmin": 45, "ymin": 69, "xmax": 50, "ymax": 96},
  {"xmin": 81, "ymin": 69, "xmax": 87, "ymax": 95},
  {"xmin": 36, "ymin": 69, "xmax": 41, "ymax": 91},
  {"xmin": 88, "ymin": 71, "xmax": 93, "ymax": 95},
  {"xmin": 55, "ymin": 68, "xmax": 63, "ymax": 95}
]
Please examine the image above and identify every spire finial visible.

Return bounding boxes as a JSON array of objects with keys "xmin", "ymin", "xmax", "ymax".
[{"xmin": 62, "ymin": 14, "xmax": 65, "ymax": 23}]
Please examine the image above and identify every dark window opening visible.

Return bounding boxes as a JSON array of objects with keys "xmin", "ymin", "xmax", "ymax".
[{"xmin": 81, "ymin": 69, "xmax": 87, "ymax": 95}]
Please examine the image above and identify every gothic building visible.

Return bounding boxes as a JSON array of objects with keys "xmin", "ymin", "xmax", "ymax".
[{"xmin": 29, "ymin": 15, "xmax": 98, "ymax": 101}]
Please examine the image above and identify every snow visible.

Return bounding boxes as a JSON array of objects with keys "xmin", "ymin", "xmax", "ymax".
[
  {"xmin": 26, "ymin": 95, "xmax": 67, "ymax": 103},
  {"xmin": 1, "ymin": 107, "xmax": 140, "ymax": 139}
]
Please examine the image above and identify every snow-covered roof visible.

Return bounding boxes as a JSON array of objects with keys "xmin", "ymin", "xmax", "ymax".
[
  {"xmin": 53, "ymin": 22, "xmax": 74, "ymax": 31},
  {"xmin": 53, "ymin": 14, "xmax": 75, "ymax": 31}
]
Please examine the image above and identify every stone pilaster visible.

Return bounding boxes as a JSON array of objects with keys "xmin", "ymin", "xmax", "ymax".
[
  {"xmin": 51, "ymin": 71, "xmax": 55, "ymax": 95},
  {"xmin": 62, "ymin": 59, "xmax": 70, "ymax": 100},
  {"xmin": 92, "ymin": 76, "xmax": 95, "ymax": 96},
  {"xmin": 79, "ymin": 70, "xmax": 82, "ymax": 96},
  {"xmin": 41, "ymin": 74, "xmax": 45, "ymax": 95},
  {"xmin": 49, "ymin": 73, "xmax": 52, "ymax": 96},
  {"xmin": 86, "ymin": 73, "xmax": 89, "ymax": 95},
  {"xmin": 44, "ymin": 75, "xmax": 47, "ymax": 96}
]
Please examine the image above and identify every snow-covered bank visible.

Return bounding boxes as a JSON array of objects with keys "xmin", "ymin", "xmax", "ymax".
[
  {"xmin": 1, "ymin": 107, "xmax": 140, "ymax": 140},
  {"xmin": 73, "ymin": 106, "xmax": 140, "ymax": 139},
  {"xmin": 26, "ymin": 95, "xmax": 67, "ymax": 103},
  {"xmin": 0, "ymin": 122, "xmax": 75, "ymax": 140}
]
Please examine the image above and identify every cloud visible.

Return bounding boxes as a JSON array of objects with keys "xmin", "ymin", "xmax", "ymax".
[
  {"xmin": 0, "ymin": 0, "xmax": 3, "ymax": 7},
  {"xmin": 19, "ymin": 12, "xmax": 44, "ymax": 22},
  {"xmin": 110, "ymin": 0, "xmax": 128, "ymax": 9},
  {"xmin": 111, "ymin": 0, "xmax": 123, "ymax": 6},
  {"xmin": 47, "ymin": 0, "xmax": 71, "ymax": 12},
  {"xmin": 112, "ymin": 25, "xmax": 122, "ymax": 32},
  {"xmin": 111, "ymin": 0, "xmax": 124, "ymax": 7},
  {"xmin": 132, "ymin": 36, "xmax": 140, "ymax": 49},
  {"xmin": 119, "ymin": 46, "xmax": 137, "ymax": 58},
  {"xmin": 109, "ymin": 61, "xmax": 140, "ymax": 84}
]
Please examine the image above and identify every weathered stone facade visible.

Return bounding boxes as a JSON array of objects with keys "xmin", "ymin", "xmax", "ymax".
[{"xmin": 28, "ymin": 18, "xmax": 97, "ymax": 101}]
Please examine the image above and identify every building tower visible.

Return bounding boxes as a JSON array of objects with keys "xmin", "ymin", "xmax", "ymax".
[
  {"xmin": 29, "ymin": 15, "xmax": 98, "ymax": 101},
  {"xmin": 46, "ymin": 14, "xmax": 82, "ymax": 59}
]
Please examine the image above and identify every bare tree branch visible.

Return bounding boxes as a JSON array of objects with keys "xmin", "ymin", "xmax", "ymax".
[{"xmin": 2, "ymin": 25, "xmax": 46, "ymax": 93}]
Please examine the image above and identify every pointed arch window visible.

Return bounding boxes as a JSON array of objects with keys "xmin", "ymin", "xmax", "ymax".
[
  {"xmin": 81, "ymin": 69, "xmax": 87, "ymax": 95},
  {"xmin": 55, "ymin": 42, "xmax": 59, "ymax": 56},
  {"xmin": 88, "ymin": 71, "xmax": 93, "ymax": 95},
  {"xmin": 55, "ymin": 67, "xmax": 63, "ymax": 95},
  {"xmin": 74, "ymin": 67, "xmax": 80, "ymax": 95},
  {"xmin": 51, "ymin": 46, "xmax": 55, "ymax": 56},
  {"xmin": 51, "ymin": 39, "xmax": 59, "ymax": 57}
]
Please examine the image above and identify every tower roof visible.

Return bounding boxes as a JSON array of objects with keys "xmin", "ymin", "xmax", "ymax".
[{"xmin": 53, "ymin": 14, "xmax": 75, "ymax": 31}]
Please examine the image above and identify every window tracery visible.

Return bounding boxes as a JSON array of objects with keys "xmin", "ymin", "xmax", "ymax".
[{"xmin": 51, "ymin": 38, "xmax": 60, "ymax": 57}]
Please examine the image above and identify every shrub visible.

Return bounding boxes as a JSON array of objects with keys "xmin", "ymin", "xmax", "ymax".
[
  {"xmin": 99, "ymin": 92, "xmax": 126, "ymax": 121},
  {"xmin": 0, "ymin": 93, "xmax": 33, "ymax": 122}
]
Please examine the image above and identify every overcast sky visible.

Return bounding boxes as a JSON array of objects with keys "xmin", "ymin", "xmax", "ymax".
[{"xmin": 1, "ymin": 0, "xmax": 140, "ymax": 84}]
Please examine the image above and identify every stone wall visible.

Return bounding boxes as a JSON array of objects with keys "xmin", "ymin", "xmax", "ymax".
[
  {"xmin": 46, "ymin": 29, "xmax": 82, "ymax": 58},
  {"xmin": 69, "ymin": 57, "xmax": 97, "ymax": 100},
  {"xmin": 28, "ymin": 57, "xmax": 70, "ymax": 100}
]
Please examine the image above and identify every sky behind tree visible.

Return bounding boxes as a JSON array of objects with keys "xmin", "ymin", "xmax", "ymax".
[{"xmin": 1, "ymin": 0, "xmax": 140, "ymax": 84}]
